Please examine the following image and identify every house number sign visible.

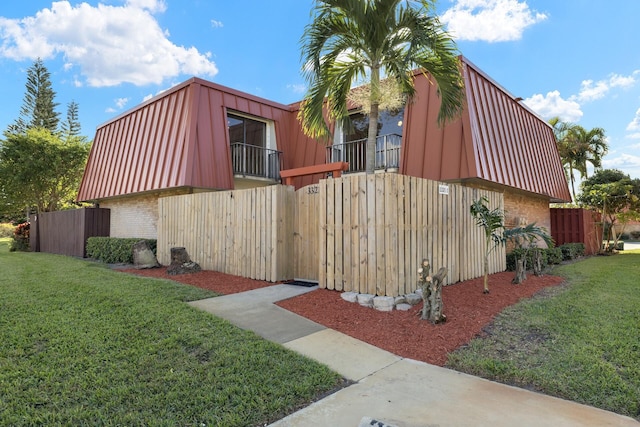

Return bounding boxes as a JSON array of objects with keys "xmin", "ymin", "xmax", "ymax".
[{"xmin": 438, "ymin": 184, "xmax": 449, "ymax": 195}]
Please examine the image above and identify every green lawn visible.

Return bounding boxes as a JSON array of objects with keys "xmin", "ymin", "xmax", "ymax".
[
  {"xmin": 447, "ymin": 251, "xmax": 640, "ymax": 420},
  {"xmin": 0, "ymin": 238, "xmax": 343, "ymax": 426}
]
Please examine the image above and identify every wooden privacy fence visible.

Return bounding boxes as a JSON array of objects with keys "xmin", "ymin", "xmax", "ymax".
[
  {"xmin": 157, "ymin": 186, "xmax": 295, "ymax": 282},
  {"xmin": 157, "ymin": 173, "xmax": 505, "ymax": 296},
  {"xmin": 30, "ymin": 208, "xmax": 110, "ymax": 257},
  {"xmin": 315, "ymin": 174, "xmax": 505, "ymax": 296},
  {"xmin": 550, "ymin": 208, "xmax": 601, "ymax": 255}
]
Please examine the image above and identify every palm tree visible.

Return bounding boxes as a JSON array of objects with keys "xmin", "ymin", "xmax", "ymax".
[
  {"xmin": 299, "ymin": 0, "xmax": 465, "ymax": 174},
  {"xmin": 470, "ymin": 197, "xmax": 505, "ymax": 294},
  {"xmin": 549, "ymin": 118, "xmax": 608, "ymax": 201},
  {"xmin": 567, "ymin": 125, "xmax": 607, "ymax": 179}
]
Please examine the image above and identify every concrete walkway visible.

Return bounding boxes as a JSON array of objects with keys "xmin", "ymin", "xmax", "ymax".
[{"xmin": 189, "ymin": 284, "xmax": 639, "ymax": 427}]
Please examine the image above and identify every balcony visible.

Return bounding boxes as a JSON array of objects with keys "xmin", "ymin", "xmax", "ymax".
[
  {"xmin": 326, "ymin": 134, "xmax": 401, "ymax": 173},
  {"xmin": 230, "ymin": 143, "xmax": 282, "ymax": 181}
]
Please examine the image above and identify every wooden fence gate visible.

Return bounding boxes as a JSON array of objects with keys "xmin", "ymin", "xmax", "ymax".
[{"xmin": 294, "ymin": 184, "xmax": 322, "ymax": 282}]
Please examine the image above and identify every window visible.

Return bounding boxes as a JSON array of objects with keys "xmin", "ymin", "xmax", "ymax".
[
  {"xmin": 227, "ymin": 113, "xmax": 266, "ymax": 147},
  {"xmin": 343, "ymin": 108, "xmax": 404, "ymax": 143},
  {"xmin": 227, "ymin": 112, "xmax": 281, "ymax": 179},
  {"xmin": 330, "ymin": 108, "xmax": 404, "ymax": 171}
]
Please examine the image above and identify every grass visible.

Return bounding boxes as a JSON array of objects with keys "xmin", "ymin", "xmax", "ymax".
[
  {"xmin": 0, "ymin": 238, "xmax": 343, "ymax": 426},
  {"xmin": 446, "ymin": 250, "xmax": 640, "ymax": 420}
]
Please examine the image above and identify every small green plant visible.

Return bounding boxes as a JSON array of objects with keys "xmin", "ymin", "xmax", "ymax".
[
  {"xmin": 505, "ymin": 223, "xmax": 553, "ymax": 283},
  {"xmin": 86, "ymin": 237, "xmax": 157, "ymax": 263},
  {"xmin": 9, "ymin": 221, "xmax": 30, "ymax": 252},
  {"xmin": 470, "ymin": 197, "xmax": 505, "ymax": 294}
]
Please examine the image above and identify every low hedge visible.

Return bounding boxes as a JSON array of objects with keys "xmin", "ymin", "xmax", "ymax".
[
  {"xmin": 86, "ymin": 237, "xmax": 157, "ymax": 264},
  {"xmin": 560, "ymin": 242, "xmax": 585, "ymax": 260}
]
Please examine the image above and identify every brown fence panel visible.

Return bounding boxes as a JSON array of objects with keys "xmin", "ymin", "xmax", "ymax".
[
  {"xmin": 157, "ymin": 186, "xmax": 295, "ymax": 282},
  {"xmin": 31, "ymin": 208, "xmax": 110, "ymax": 257},
  {"xmin": 318, "ymin": 174, "xmax": 505, "ymax": 296},
  {"xmin": 550, "ymin": 208, "xmax": 601, "ymax": 255}
]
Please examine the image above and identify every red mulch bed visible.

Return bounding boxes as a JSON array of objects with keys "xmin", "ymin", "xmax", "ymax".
[{"xmin": 123, "ymin": 267, "xmax": 563, "ymax": 367}]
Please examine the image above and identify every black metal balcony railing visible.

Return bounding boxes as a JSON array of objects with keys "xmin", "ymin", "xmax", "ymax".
[
  {"xmin": 326, "ymin": 133, "xmax": 402, "ymax": 173},
  {"xmin": 230, "ymin": 143, "xmax": 282, "ymax": 180}
]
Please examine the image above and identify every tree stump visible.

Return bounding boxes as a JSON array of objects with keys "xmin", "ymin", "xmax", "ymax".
[
  {"xmin": 417, "ymin": 259, "xmax": 448, "ymax": 324},
  {"xmin": 167, "ymin": 247, "xmax": 201, "ymax": 275}
]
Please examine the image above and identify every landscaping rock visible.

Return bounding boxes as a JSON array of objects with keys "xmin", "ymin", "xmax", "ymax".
[
  {"xmin": 356, "ymin": 293, "xmax": 375, "ymax": 308},
  {"xmin": 341, "ymin": 292, "xmax": 359, "ymax": 303},
  {"xmin": 394, "ymin": 296, "xmax": 406, "ymax": 305},
  {"xmin": 395, "ymin": 303, "xmax": 413, "ymax": 311},
  {"xmin": 132, "ymin": 240, "xmax": 160, "ymax": 269},
  {"xmin": 373, "ymin": 296, "xmax": 395, "ymax": 312},
  {"xmin": 405, "ymin": 293, "xmax": 422, "ymax": 305}
]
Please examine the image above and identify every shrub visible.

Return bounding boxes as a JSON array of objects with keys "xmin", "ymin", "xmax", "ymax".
[
  {"xmin": 559, "ymin": 243, "xmax": 585, "ymax": 260},
  {"xmin": 0, "ymin": 223, "xmax": 14, "ymax": 238},
  {"xmin": 9, "ymin": 222, "xmax": 30, "ymax": 252},
  {"xmin": 86, "ymin": 237, "xmax": 157, "ymax": 264},
  {"xmin": 619, "ymin": 232, "xmax": 630, "ymax": 241},
  {"xmin": 506, "ymin": 248, "xmax": 549, "ymax": 272},
  {"xmin": 630, "ymin": 230, "xmax": 640, "ymax": 240},
  {"xmin": 546, "ymin": 247, "xmax": 564, "ymax": 265}
]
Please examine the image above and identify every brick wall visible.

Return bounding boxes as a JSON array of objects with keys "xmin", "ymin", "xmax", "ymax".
[
  {"xmin": 100, "ymin": 194, "xmax": 160, "ymax": 239},
  {"xmin": 503, "ymin": 190, "xmax": 551, "ymax": 232}
]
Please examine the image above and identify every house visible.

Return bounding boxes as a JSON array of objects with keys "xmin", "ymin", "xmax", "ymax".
[{"xmin": 77, "ymin": 56, "xmax": 571, "ymax": 240}]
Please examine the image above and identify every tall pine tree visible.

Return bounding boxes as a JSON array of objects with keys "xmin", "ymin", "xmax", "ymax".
[
  {"xmin": 61, "ymin": 100, "xmax": 82, "ymax": 139},
  {"xmin": 8, "ymin": 58, "xmax": 60, "ymax": 135}
]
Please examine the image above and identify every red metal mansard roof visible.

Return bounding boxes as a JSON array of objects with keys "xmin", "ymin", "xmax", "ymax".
[{"xmin": 401, "ymin": 56, "xmax": 571, "ymax": 202}]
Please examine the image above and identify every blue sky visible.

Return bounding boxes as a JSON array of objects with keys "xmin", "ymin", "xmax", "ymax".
[{"xmin": 1, "ymin": 0, "xmax": 640, "ymax": 181}]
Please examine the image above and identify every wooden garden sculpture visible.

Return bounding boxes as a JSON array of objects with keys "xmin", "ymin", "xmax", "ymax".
[{"xmin": 417, "ymin": 259, "xmax": 448, "ymax": 324}]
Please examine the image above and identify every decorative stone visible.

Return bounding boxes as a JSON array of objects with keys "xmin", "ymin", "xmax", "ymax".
[
  {"xmin": 373, "ymin": 296, "xmax": 395, "ymax": 312},
  {"xmin": 415, "ymin": 288, "xmax": 423, "ymax": 298},
  {"xmin": 395, "ymin": 303, "xmax": 413, "ymax": 311},
  {"xmin": 356, "ymin": 293, "xmax": 375, "ymax": 308},
  {"xmin": 394, "ymin": 296, "xmax": 406, "ymax": 305},
  {"xmin": 132, "ymin": 240, "xmax": 160, "ymax": 269},
  {"xmin": 405, "ymin": 293, "xmax": 422, "ymax": 305},
  {"xmin": 340, "ymin": 292, "xmax": 358, "ymax": 303}
]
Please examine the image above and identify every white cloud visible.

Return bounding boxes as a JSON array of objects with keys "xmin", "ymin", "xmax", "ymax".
[
  {"xmin": 143, "ymin": 93, "xmax": 154, "ymax": 102},
  {"xmin": 211, "ymin": 19, "xmax": 223, "ymax": 28},
  {"xmin": 523, "ymin": 90, "xmax": 583, "ymax": 122},
  {"xmin": 441, "ymin": 0, "xmax": 547, "ymax": 42},
  {"xmin": 125, "ymin": 0, "xmax": 167, "ymax": 14},
  {"xmin": 627, "ymin": 133, "xmax": 640, "ymax": 140},
  {"xmin": 627, "ymin": 108, "xmax": 640, "ymax": 131},
  {"xmin": 287, "ymin": 83, "xmax": 306, "ymax": 94},
  {"xmin": 602, "ymin": 153, "xmax": 640, "ymax": 178},
  {"xmin": 105, "ymin": 107, "xmax": 117, "ymax": 113},
  {"xmin": 115, "ymin": 97, "xmax": 129, "ymax": 109},
  {"xmin": 0, "ymin": 1, "xmax": 218, "ymax": 87},
  {"xmin": 575, "ymin": 71, "xmax": 639, "ymax": 102}
]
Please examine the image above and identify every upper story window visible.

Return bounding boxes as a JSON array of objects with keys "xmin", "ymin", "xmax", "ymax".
[
  {"xmin": 227, "ymin": 113, "xmax": 266, "ymax": 147},
  {"xmin": 343, "ymin": 108, "xmax": 405, "ymax": 142}
]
